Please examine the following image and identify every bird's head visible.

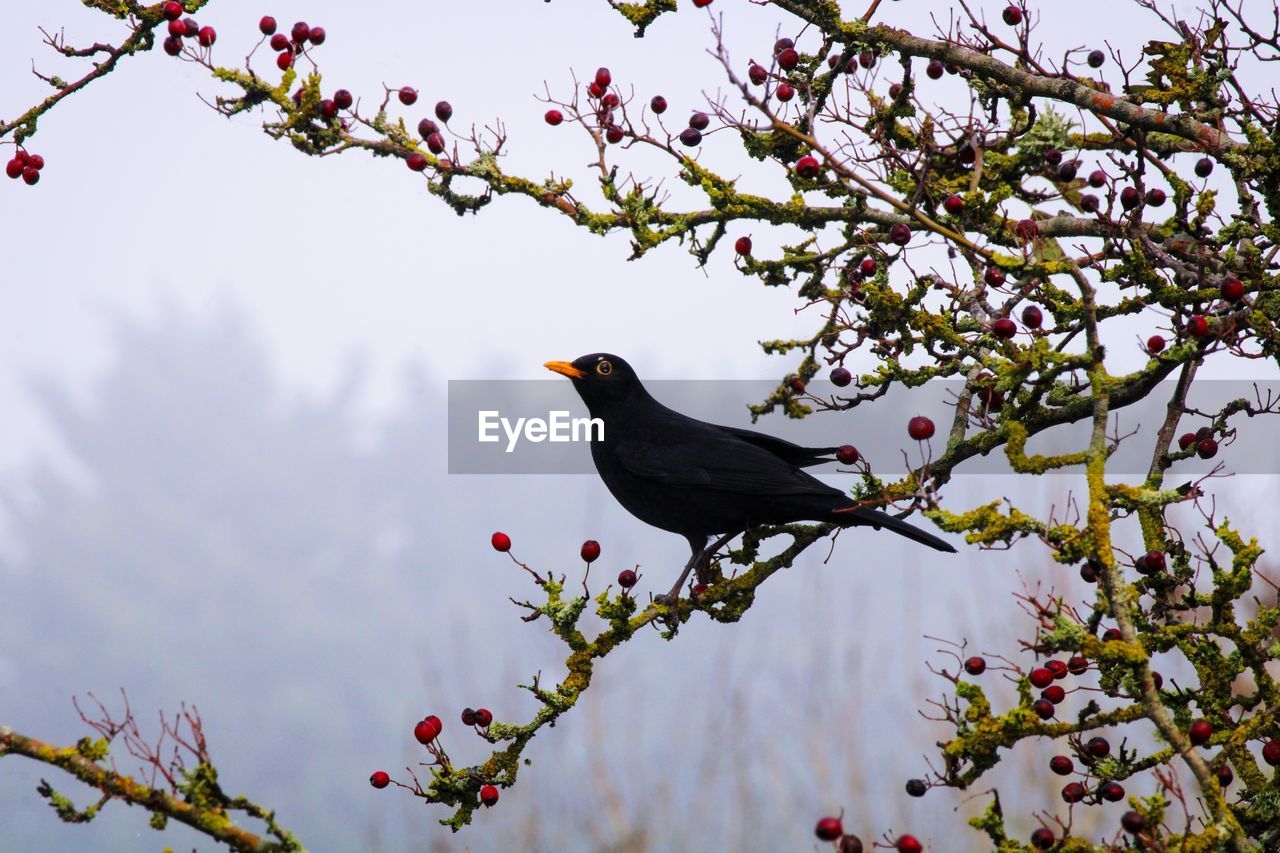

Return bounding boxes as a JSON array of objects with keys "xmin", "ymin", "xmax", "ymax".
[{"xmin": 544, "ymin": 353, "xmax": 645, "ymax": 412}]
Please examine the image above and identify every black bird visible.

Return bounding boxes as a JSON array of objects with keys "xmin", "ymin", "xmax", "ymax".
[{"xmin": 545, "ymin": 353, "xmax": 956, "ymax": 599}]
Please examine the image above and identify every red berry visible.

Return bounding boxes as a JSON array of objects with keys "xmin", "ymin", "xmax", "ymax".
[
  {"xmin": 291, "ymin": 21, "xmax": 310, "ymax": 43},
  {"xmin": 1217, "ymin": 765, "xmax": 1233, "ymax": 786},
  {"xmin": 777, "ymin": 48, "xmax": 799, "ymax": 70},
  {"xmin": 461, "ymin": 707, "xmax": 477, "ymax": 726},
  {"xmin": 991, "ymin": 318, "xmax": 1018, "ymax": 340},
  {"xmin": 537, "ymin": 108, "xmax": 562, "ymax": 127},
  {"xmin": 417, "ymin": 118, "xmax": 439, "ymax": 139},
  {"xmin": 1057, "ymin": 162, "xmax": 1078, "ymax": 181},
  {"xmin": 473, "ymin": 708, "xmax": 493, "ymax": 727},
  {"xmin": 5, "ymin": 159, "xmax": 22, "ymax": 179},
  {"xmin": 1080, "ymin": 560, "xmax": 1099, "ymax": 582},
  {"xmin": 333, "ymin": 89, "xmax": 353, "ymax": 110},
  {"xmin": 1140, "ymin": 550, "xmax": 1166, "ymax": 572},
  {"xmin": 649, "ymin": 95, "xmax": 667, "ymax": 113},
  {"xmin": 587, "ymin": 82, "xmax": 605, "ymax": 99},
  {"xmin": 162, "ymin": 1, "xmax": 183, "ymax": 21},
  {"xmin": 1121, "ymin": 810, "xmax": 1145, "ymax": 833},
  {"xmin": 895, "ymin": 834, "xmax": 922, "ymax": 853},
  {"xmin": 836, "ymin": 445, "xmax": 859, "ymax": 465},
  {"xmin": 943, "ymin": 194, "xmax": 964, "ymax": 215},
  {"xmin": 270, "ymin": 33, "xmax": 289, "ymax": 51},
  {"xmin": 1032, "ymin": 698, "xmax": 1055, "ymax": 719},
  {"xmin": 1086, "ymin": 736, "xmax": 1110, "ymax": 757},
  {"xmin": 815, "ymin": 817, "xmax": 843, "ymax": 841},
  {"xmin": 480, "ymin": 784, "xmax": 499, "ymax": 806},
  {"xmin": 406, "ymin": 153, "xmax": 428, "ymax": 172},
  {"xmin": 1087, "ymin": 49, "xmax": 1105, "ymax": 68},
  {"xmin": 1262, "ymin": 739, "xmax": 1280, "ymax": 766},
  {"xmin": 580, "ymin": 539, "xmax": 601, "ymax": 563},
  {"xmin": 1103, "ymin": 627, "xmax": 1122, "ymax": 641},
  {"xmin": 21, "ymin": 167, "xmax": 39, "ymax": 185},
  {"xmin": 1041, "ymin": 685, "xmax": 1066, "ymax": 704},
  {"xmin": 964, "ymin": 656, "xmax": 986, "ymax": 675},
  {"xmin": 688, "ymin": 112, "xmax": 710, "ymax": 131},
  {"xmin": 413, "ymin": 719, "xmax": 438, "ymax": 744},
  {"xmin": 1021, "ymin": 306, "xmax": 1043, "ymax": 328},
  {"xmin": 1195, "ymin": 157, "xmax": 1214, "ymax": 178},
  {"xmin": 167, "ymin": 20, "xmax": 186, "ymax": 38},
  {"xmin": 426, "ymin": 133, "xmax": 446, "ymax": 155},
  {"xmin": 1002, "ymin": 5, "xmax": 1023, "ymax": 25},
  {"xmin": 774, "ymin": 38, "xmax": 794, "ymax": 55},
  {"xmin": 1045, "ymin": 659, "xmax": 1068, "ymax": 679},
  {"xmin": 1061, "ymin": 782, "xmax": 1086, "ymax": 803},
  {"xmin": 690, "ymin": 583, "xmax": 708, "ymax": 597},
  {"xmin": 1044, "ymin": 148, "xmax": 1063, "ymax": 166},
  {"xmin": 1014, "ymin": 218, "xmax": 1039, "ymax": 241},
  {"xmin": 859, "ymin": 257, "xmax": 877, "ymax": 277},
  {"xmin": 1147, "ymin": 335, "xmax": 1165, "ymax": 353},
  {"xmin": 926, "ymin": 59, "xmax": 944, "ymax": 79},
  {"xmin": 1196, "ymin": 437, "xmax": 1218, "ymax": 459},
  {"xmin": 907, "ymin": 416, "xmax": 935, "ymax": 441},
  {"xmin": 735, "ymin": 236, "xmax": 752, "ymax": 255},
  {"xmin": 276, "ymin": 50, "xmax": 293, "ymax": 70},
  {"xmin": 308, "ymin": 26, "xmax": 326, "ymax": 45},
  {"xmin": 605, "ymin": 127, "xmax": 624, "ymax": 144},
  {"xmin": 398, "ymin": 87, "xmax": 418, "ymax": 106},
  {"xmin": 259, "ymin": 16, "xmax": 277, "ymax": 35},
  {"xmin": 889, "ymin": 223, "xmax": 911, "ymax": 245},
  {"xmin": 1152, "ymin": 671, "xmax": 1164, "ymax": 689},
  {"xmin": 1099, "ymin": 781, "xmax": 1125, "ymax": 802},
  {"xmin": 433, "ymin": 101, "xmax": 453, "ymax": 122},
  {"xmin": 319, "ymin": 99, "xmax": 338, "ymax": 120},
  {"xmin": 1120, "ymin": 186, "xmax": 1141, "ymax": 210},
  {"xmin": 984, "ymin": 266, "xmax": 1005, "ymax": 287},
  {"xmin": 679, "ymin": 127, "xmax": 702, "ymax": 147},
  {"xmin": 369, "ymin": 770, "xmax": 390, "ymax": 789},
  {"xmin": 491, "ymin": 531, "xmax": 511, "ymax": 552},
  {"xmin": 1049, "ymin": 755, "xmax": 1073, "ymax": 775},
  {"xmin": 958, "ymin": 145, "xmax": 977, "ymax": 164},
  {"xmin": 618, "ymin": 569, "xmax": 637, "ymax": 589},
  {"xmin": 197, "ymin": 26, "xmax": 216, "ymax": 47},
  {"xmin": 748, "ymin": 63, "xmax": 767, "ymax": 85},
  {"xmin": 795, "ymin": 156, "xmax": 820, "ymax": 179},
  {"xmin": 1189, "ymin": 719, "xmax": 1212, "ymax": 745},
  {"xmin": 692, "ymin": 0, "xmax": 712, "ymax": 6},
  {"xmin": 776, "ymin": 82, "xmax": 795, "ymax": 102},
  {"xmin": 1030, "ymin": 828, "xmax": 1054, "ymax": 850},
  {"xmin": 1079, "ymin": 194, "xmax": 1100, "ymax": 213},
  {"xmin": 1029, "ymin": 668, "xmax": 1054, "ymax": 689},
  {"xmin": 163, "ymin": 35, "xmax": 182, "ymax": 55},
  {"xmin": 1178, "ymin": 432, "xmax": 1198, "ymax": 450},
  {"xmin": 830, "ymin": 368, "xmax": 852, "ymax": 388},
  {"xmin": 1146, "ymin": 188, "xmax": 1166, "ymax": 207},
  {"xmin": 1067, "ymin": 655, "xmax": 1088, "ymax": 675},
  {"xmin": 1221, "ymin": 277, "xmax": 1244, "ymax": 301},
  {"xmin": 859, "ymin": 51, "xmax": 875, "ymax": 69},
  {"xmin": 1186, "ymin": 315, "xmax": 1210, "ymax": 338},
  {"xmin": 594, "ymin": 66, "xmax": 612, "ymax": 89}
]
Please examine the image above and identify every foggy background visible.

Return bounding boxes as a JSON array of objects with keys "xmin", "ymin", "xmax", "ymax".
[{"xmin": 2, "ymin": 1, "xmax": 1277, "ymax": 850}]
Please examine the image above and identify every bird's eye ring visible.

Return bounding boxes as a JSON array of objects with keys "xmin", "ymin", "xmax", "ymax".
[{"xmin": 596, "ymin": 360, "xmax": 613, "ymax": 376}]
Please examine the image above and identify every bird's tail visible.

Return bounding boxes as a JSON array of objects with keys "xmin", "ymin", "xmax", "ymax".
[{"xmin": 836, "ymin": 506, "xmax": 957, "ymax": 553}]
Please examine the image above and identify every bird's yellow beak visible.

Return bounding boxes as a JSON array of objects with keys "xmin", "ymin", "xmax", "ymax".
[{"xmin": 544, "ymin": 360, "xmax": 586, "ymax": 379}]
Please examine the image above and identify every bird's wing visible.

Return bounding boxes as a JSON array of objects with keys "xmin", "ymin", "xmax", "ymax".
[
  {"xmin": 717, "ymin": 425, "xmax": 839, "ymax": 468},
  {"xmin": 612, "ymin": 429, "xmax": 839, "ymax": 497}
]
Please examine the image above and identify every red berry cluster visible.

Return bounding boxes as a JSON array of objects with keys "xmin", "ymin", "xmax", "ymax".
[
  {"xmin": 160, "ymin": 1, "xmax": 214, "ymax": 57},
  {"xmin": 260, "ymin": 15, "xmax": 326, "ymax": 71},
  {"xmin": 460, "ymin": 706, "xmax": 494, "ymax": 730},
  {"xmin": 565, "ymin": 66, "xmax": 632, "ymax": 147},
  {"xmin": 5, "ymin": 150, "xmax": 44, "ymax": 186}
]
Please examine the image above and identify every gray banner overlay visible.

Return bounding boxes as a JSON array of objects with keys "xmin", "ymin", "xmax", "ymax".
[{"xmin": 447, "ymin": 379, "xmax": 1280, "ymax": 475}]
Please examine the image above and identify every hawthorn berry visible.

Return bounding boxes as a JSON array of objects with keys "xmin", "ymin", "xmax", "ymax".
[
  {"xmin": 1120, "ymin": 186, "xmax": 1141, "ymax": 210},
  {"xmin": 905, "ymin": 778, "xmax": 927, "ymax": 797},
  {"xmin": 963, "ymin": 656, "xmax": 986, "ymax": 675},
  {"xmin": 777, "ymin": 48, "xmax": 800, "ymax": 70},
  {"xmin": 618, "ymin": 569, "xmax": 637, "ymax": 589},
  {"xmin": 776, "ymin": 82, "xmax": 795, "ymax": 102},
  {"xmin": 815, "ymin": 817, "xmax": 844, "ymax": 841},
  {"xmin": 859, "ymin": 257, "xmax": 877, "ymax": 278},
  {"xmin": 435, "ymin": 101, "xmax": 453, "ymax": 122},
  {"xmin": 889, "ymin": 223, "xmax": 911, "ymax": 245},
  {"xmin": 1195, "ymin": 157, "xmax": 1214, "ymax": 178},
  {"xmin": 907, "ymin": 416, "xmax": 935, "ymax": 441},
  {"xmin": 1221, "ymin": 277, "xmax": 1244, "ymax": 301},
  {"xmin": 774, "ymin": 38, "xmax": 795, "ymax": 55},
  {"xmin": 185, "ymin": 19, "xmax": 203, "ymax": 37},
  {"xmin": 1088, "ymin": 169, "xmax": 1107, "ymax": 188},
  {"xmin": 473, "ymin": 708, "xmax": 493, "ymax": 727},
  {"xmin": 418, "ymin": 118, "xmax": 439, "ymax": 139},
  {"xmin": 413, "ymin": 718, "xmax": 439, "ymax": 744},
  {"xmin": 692, "ymin": 0, "xmax": 713, "ymax": 7},
  {"xmin": 831, "ymin": 368, "xmax": 852, "ymax": 388},
  {"xmin": 197, "ymin": 26, "xmax": 216, "ymax": 47},
  {"xmin": 649, "ymin": 95, "xmax": 667, "ymax": 113},
  {"xmin": 1099, "ymin": 781, "xmax": 1125, "ymax": 802},
  {"xmin": 1178, "ymin": 432, "xmax": 1198, "ymax": 450},
  {"xmin": 21, "ymin": 167, "xmax": 39, "ymax": 186},
  {"xmin": 270, "ymin": 33, "xmax": 289, "ymax": 51},
  {"xmin": 748, "ymin": 64, "xmax": 768, "ymax": 85},
  {"xmin": 309, "ymin": 26, "xmax": 326, "ymax": 45},
  {"xmin": 991, "ymin": 318, "xmax": 1018, "ymax": 340},
  {"xmin": 958, "ymin": 144, "xmax": 977, "ymax": 164},
  {"xmin": 319, "ymin": 99, "xmax": 338, "ymax": 120},
  {"xmin": 1014, "ymin": 218, "xmax": 1039, "ymax": 241},
  {"xmin": 543, "ymin": 109, "xmax": 564, "ymax": 126},
  {"xmin": 837, "ymin": 445, "xmax": 859, "ymax": 465},
  {"xmin": 1140, "ymin": 550, "xmax": 1166, "ymax": 573},
  {"xmin": 1050, "ymin": 755, "xmax": 1073, "ymax": 775},
  {"xmin": 166, "ymin": 18, "xmax": 185, "ymax": 37},
  {"xmin": 426, "ymin": 133, "xmax": 446, "ymax": 155},
  {"xmin": 480, "ymin": 784, "xmax": 499, "ymax": 806},
  {"xmin": 735, "ymin": 236, "xmax": 753, "ymax": 256},
  {"xmin": 943, "ymin": 194, "xmax": 964, "ymax": 215},
  {"xmin": 1152, "ymin": 671, "xmax": 1164, "ymax": 689},
  {"xmin": 1087, "ymin": 49, "xmax": 1105, "ymax": 68},
  {"xmin": 587, "ymin": 82, "xmax": 605, "ymax": 99},
  {"xmin": 1196, "ymin": 437, "xmax": 1218, "ymax": 459},
  {"xmin": 984, "ymin": 266, "xmax": 1006, "ymax": 287},
  {"xmin": 1045, "ymin": 659, "xmax": 1068, "ymax": 679},
  {"xmin": 889, "ymin": 83, "xmax": 903, "ymax": 99},
  {"xmin": 795, "ymin": 156, "xmax": 821, "ymax": 179},
  {"xmin": 1086, "ymin": 736, "xmax": 1110, "ymax": 757},
  {"xmin": 461, "ymin": 707, "xmax": 477, "ymax": 726},
  {"xmin": 1080, "ymin": 194, "xmax": 1100, "ymax": 212},
  {"xmin": 259, "ymin": 15, "xmax": 277, "ymax": 35},
  {"xmin": 581, "ymin": 540, "xmax": 601, "ymax": 563},
  {"xmin": 1217, "ymin": 765, "xmax": 1233, "ymax": 786},
  {"xmin": 605, "ymin": 127, "xmax": 624, "ymax": 144},
  {"xmin": 926, "ymin": 59, "xmax": 944, "ymax": 79},
  {"xmin": 679, "ymin": 128, "xmax": 702, "ymax": 147},
  {"xmin": 594, "ymin": 67, "xmax": 612, "ymax": 89},
  {"xmin": 1186, "ymin": 315, "xmax": 1210, "ymax": 338},
  {"xmin": 1189, "ymin": 719, "xmax": 1213, "ymax": 745},
  {"xmin": 1003, "ymin": 6, "xmax": 1024, "ymax": 26},
  {"xmin": 1021, "ymin": 306, "xmax": 1043, "ymax": 328},
  {"xmin": 690, "ymin": 583, "xmax": 708, "ymax": 598},
  {"xmin": 1102, "ymin": 628, "xmax": 1122, "ymax": 641},
  {"xmin": 689, "ymin": 112, "xmax": 710, "ymax": 131},
  {"xmin": 602, "ymin": 92, "xmax": 621, "ymax": 110},
  {"xmin": 1032, "ymin": 698, "xmax": 1055, "ymax": 719},
  {"xmin": 162, "ymin": 1, "xmax": 183, "ymax": 20},
  {"xmin": 291, "ymin": 21, "xmax": 310, "ymax": 43},
  {"xmin": 369, "ymin": 770, "xmax": 390, "ymax": 789},
  {"xmin": 1262, "ymin": 739, "xmax": 1280, "ymax": 766},
  {"xmin": 859, "ymin": 51, "xmax": 875, "ymax": 69},
  {"xmin": 397, "ymin": 87, "xmax": 418, "ymax": 106},
  {"xmin": 1062, "ymin": 782, "xmax": 1086, "ymax": 803},
  {"xmin": 1029, "ymin": 668, "xmax": 1054, "ymax": 689},
  {"xmin": 491, "ymin": 531, "xmax": 512, "ymax": 552},
  {"xmin": 6, "ymin": 158, "xmax": 25, "ymax": 179},
  {"xmin": 1080, "ymin": 560, "xmax": 1099, "ymax": 582},
  {"xmin": 1121, "ymin": 810, "xmax": 1145, "ymax": 833},
  {"xmin": 1041, "ymin": 685, "xmax": 1066, "ymax": 704},
  {"xmin": 333, "ymin": 89, "xmax": 353, "ymax": 110},
  {"xmin": 1044, "ymin": 148, "xmax": 1063, "ymax": 166},
  {"xmin": 276, "ymin": 50, "xmax": 293, "ymax": 70},
  {"xmin": 1058, "ymin": 162, "xmax": 1078, "ymax": 181},
  {"xmin": 1030, "ymin": 828, "xmax": 1054, "ymax": 850},
  {"xmin": 896, "ymin": 834, "xmax": 922, "ymax": 853},
  {"xmin": 1146, "ymin": 188, "xmax": 1166, "ymax": 207},
  {"xmin": 1067, "ymin": 656, "xmax": 1088, "ymax": 675},
  {"xmin": 406, "ymin": 153, "xmax": 428, "ymax": 172},
  {"xmin": 163, "ymin": 36, "xmax": 183, "ymax": 56},
  {"xmin": 1147, "ymin": 335, "xmax": 1166, "ymax": 354}
]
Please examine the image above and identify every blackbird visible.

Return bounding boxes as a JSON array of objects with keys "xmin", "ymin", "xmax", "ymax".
[{"xmin": 545, "ymin": 353, "xmax": 956, "ymax": 598}]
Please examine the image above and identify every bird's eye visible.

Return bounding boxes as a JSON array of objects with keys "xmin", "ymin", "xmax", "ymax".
[{"xmin": 596, "ymin": 360, "xmax": 613, "ymax": 376}]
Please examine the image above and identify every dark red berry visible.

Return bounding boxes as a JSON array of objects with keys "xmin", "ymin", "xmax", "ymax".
[
  {"xmin": 435, "ymin": 101, "xmax": 453, "ymax": 122},
  {"xmin": 4, "ymin": 159, "xmax": 22, "ymax": 179},
  {"xmin": 197, "ymin": 26, "xmax": 216, "ymax": 47},
  {"xmin": 1042, "ymin": 685, "xmax": 1066, "ymax": 704},
  {"xmin": 1262, "ymin": 739, "xmax": 1280, "ymax": 766},
  {"xmin": 1121, "ymin": 810, "xmax": 1145, "ymax": 833},
  {"xmin": 926, "ymin": 59, "xmax": 944, "ymax": 79},
  {"xmin": 602, "ymin": 92, "xmax": 620, "ymax": 110},
  {"xmin": 418, "ymin": 118, "xmax": 439, "ymax": 139},
  {"xmin": 679, "ymin": 128, "xmax": 702, "ymax": 147},
  {"xmin": 319, "ymin": 99, "xmax": 338, "ymax": 120},
  {"xmin": 491, "ymin": 531, "xmax": 511, "ymax": 552},
  {"xmin": 1058, "ymin": 162, "xmax": 1078, "ymax": 181},
  {"xmin": 1002, "ymin": 5, "xmax": 1024, "ymax": 25},
  {"xmin": 905, "ymin": 778, "xmax": 926, "ymax": 797},
  {"xmin": 795, "ymin": 156, "xmax": 820, "ymax": 179},
  {"xmin": 815, "ymin": 817, "xmax": 844, "ymax": 841},
  {"xmin": 1080, "ymin": 194, "xmax": 1100, "ymax": 213},
  {"xmin": 163, "ymin": 35, "xmax": 183, "ymax": 55},
  {"xmin": 541, "ymin": 109, "xmax": 563, "ymax": 126},
  {"xmin": 1147, "ymin": 335, "xmax": 1165, "ymax": 353},
  {"xmin": 581, "ymin": 540, "xmax": 601, "ymax": 563},
  {"xmin": 587, "ymin": 82, "xmax": 605, "ymax": 99},
  {"xmin": 1189, "ymin": 719, "xmax": 1212, "ymax": 745},
  {"xmin": 1062, "ymin": 782, "xmax": 1086, "ymax": 803},
  {"xmin": 397, "ymin": 87, "xmax": 417, "ymax": 106},
  {"xmin": 991, "ymin": 318, "xmax": 1017, "ymax": 340},
  {"xmin": 1088, "ymin": 49, "xmax": 1105, "ymax": 68},
  {"xmin": 461, "ymin": 707, "xmax": 477, "ymax": 726},
  {"xmin": 836, "ymin": 445, "xmax": 859, "ymax": 465},
  {"xmin": 1152, "ymin": 671, "xmax": 1164, "ymax": 689},
  {"xmin": 777, "ymin": 48, "xmax": 799, "ymax": 70},
  {"xmin": 308, "ymin": 26, "xmax": 325, "ymax": 45},
  {"xmin": 413, "ymin": 719, "xmax": 438, "ymax": 744},
  {"xmin": 167, "ymin": 20, "xmax": 185, "ymax": 38},
  {"xmin": 907, "ymin": 416, "xmax": 935, "ymax": 441},
  {"xmin": 1103, "ymin": 628, "xmax": 1122, "ymax": 641},
  {"xmin": 1217, "ymin": 765, "xmax": 1233, "ymax": 786},
  {"xmin": 649, "ymin": 95, "xmax": 667, "ymax": 113},
  {"xmin": 984, "ymin": 266, "xmax": 1006, "ymax": 287},
  {"xmin": 1196, "ymin": 437, "xmax": 1218, "ymax": 459},
  {"xmin": 605, "ymin": 127, "xmax": 623, "ymax": 144},
  {"xmin": 1014, "ymin": 218, "xmax": 1039, "ymax": 240},
  {"xmin": 21, "ymin": 167, "xmax": 39, "ymax": 185},
  {"xmin": 690, "ymin": 583, "xmax": 708, "ymax": 597},
  {"xmin": 774, "ymin": 38, "xmax": 795, "ymax": 55},
  {"xmin": 1099, "ymin": 781, "xmax": 1125, "ymax": 802},
  {"xmin": 594, "ymin": 67, "xmax": 612, "ymax": 89},
  {"xmin": 943, "ymin": 194, "xmax": 964, "ymax": 215},
  {"xmin": 162, "ymin": 1, "xmax": 183, "ymax": 21},
  {"xmin": 1221, "ymin": 277, "xmax": 1244, "ymax": 301},
  {"xmin": 889, "ymin": 83, "xmax": 903, "ymax": 98},
  {"xmin": 961, "ymin": 656, "xmax": 985, "ymax": 675},
  {"xmin": 859, "ymin": 51, "xmax": 875, "ymax": 69},
  {"xmin": 896, "ymin": 836, "xmax": 922, "ymax": 853},
  {"xmin": 1120, "ymin": 186, "xmax": 1141, "ymax": 210},
  {"xmin": 748, "ymin": 64, "xmax": 767, "ymax": 85},
  {"xmin": 184, "ymin": 18, "xmax": 200, "ymax": 37},
  {"xmin": 1021, "ymin": 306, "xmax": 1043, "ymax": 328},
  {"xmin": 1140, "ymin": 550, "xmax": 1166, "ymax": 573},
  {"xmin": 1186, "ymin": 315, "xmax": 1210, "ymax": 338},
  {"xmin": 270, "ymin": 33, "xmax": 289, "ymax": 51},
  {"xmin": 1080, "ymin": 560, "xmax": 1100, "ymax": 582},
  {"xmin": 831, "ymin": 368, "xmax": 852, "ymax": 388},
  {"xmin": 1195, "ymin": 157, "xmax": 1213, "ymax": 178},
  {"xmin": 259, "ymin": 16, "xmax": 277, "ymax": 35},
  {"xmin": 1146, "ymin": 188, "xmax": 1166, "ymax": 207},
  {"xmin": 776, "ymin": 82, "xmax": 795, "ymax": 102},
  {"xmin": 859, "ymin": 257, "xmax": 877, "ymax": 277},
  {"xmin": 291, "ymin": 21, "xmax": 310, "ymax": 43},
  {"xmin": 473, "ymin": 708, "xmax": 493, "ymax": 727},
  {"xmin": 276, "ymin": 51, "xmax": 293, "ymax": 70},
  {"xmin": 406, "ymin": 152, "xmax": 428, "ymax": 171},
  {"xmin": 1030, "ymin": 828, "xmax": 1054, "ymax": 850},
  {"xmin": 958, "ymin": 145, "xmax": 977, "ymax": 164},
  {"xmin": 1067, "ymin": 655, "xmax": 1088, "ymax": 675},
  {"xmin": 480, "ymin": 784, "xmax": 499, "ymax": 806},
  {"xmin": 692, "ymin": 0, "xmax": 712, "ymax": 7},
  {"xmin": 1178, "ymin": 432, "xmax": 1198, "ymax": 451},
  {"xmin": 1086, "ymin": 736, "xmax": 1110, "ymax": 757},
  {"xmin": 1029, "ymin": 668, "xmax": 1054, "ymax": 689},
  {"xmin": 889, "ymin": 223, "xmax": 911, "ymax": 245},
  {"xmin": 333, "ymin": 89, "xmax": 353, "ymax": 110},
  {"xmin": 1044, "ymin": 148, "xmax": 1063, "ymax": 166},
  {"xmin": 1045, "ymin": 659, "xmax": 1068, "ymax": 679},
  {"xmin": 618, "ymin": 569, "xmax": 637, "ymax": 589},
  {"xmin": 1088, "ymin": 169, "xmax": 1107, "ymax": 188},
  {"xmin": 1032, "ymin": 698, "xmax": 1055, "ymax": 719},
  {"xmin": 689, "ymin": 112, "xmax": 710, "ymax": 130},
  {"xmin": 426, "ymin": 133, "xmax": 446, "ymax": 155},
  {"xmin": 370, "ymin": 770, "xmax": 390, "ymax": 789},
  {"xmin": 1050, "ymin": 755, "xmax": 1074, "ymax": 775},
  {"xmin": 735, "ymin": 236, "xmax": 752, "ymax": 255}
]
